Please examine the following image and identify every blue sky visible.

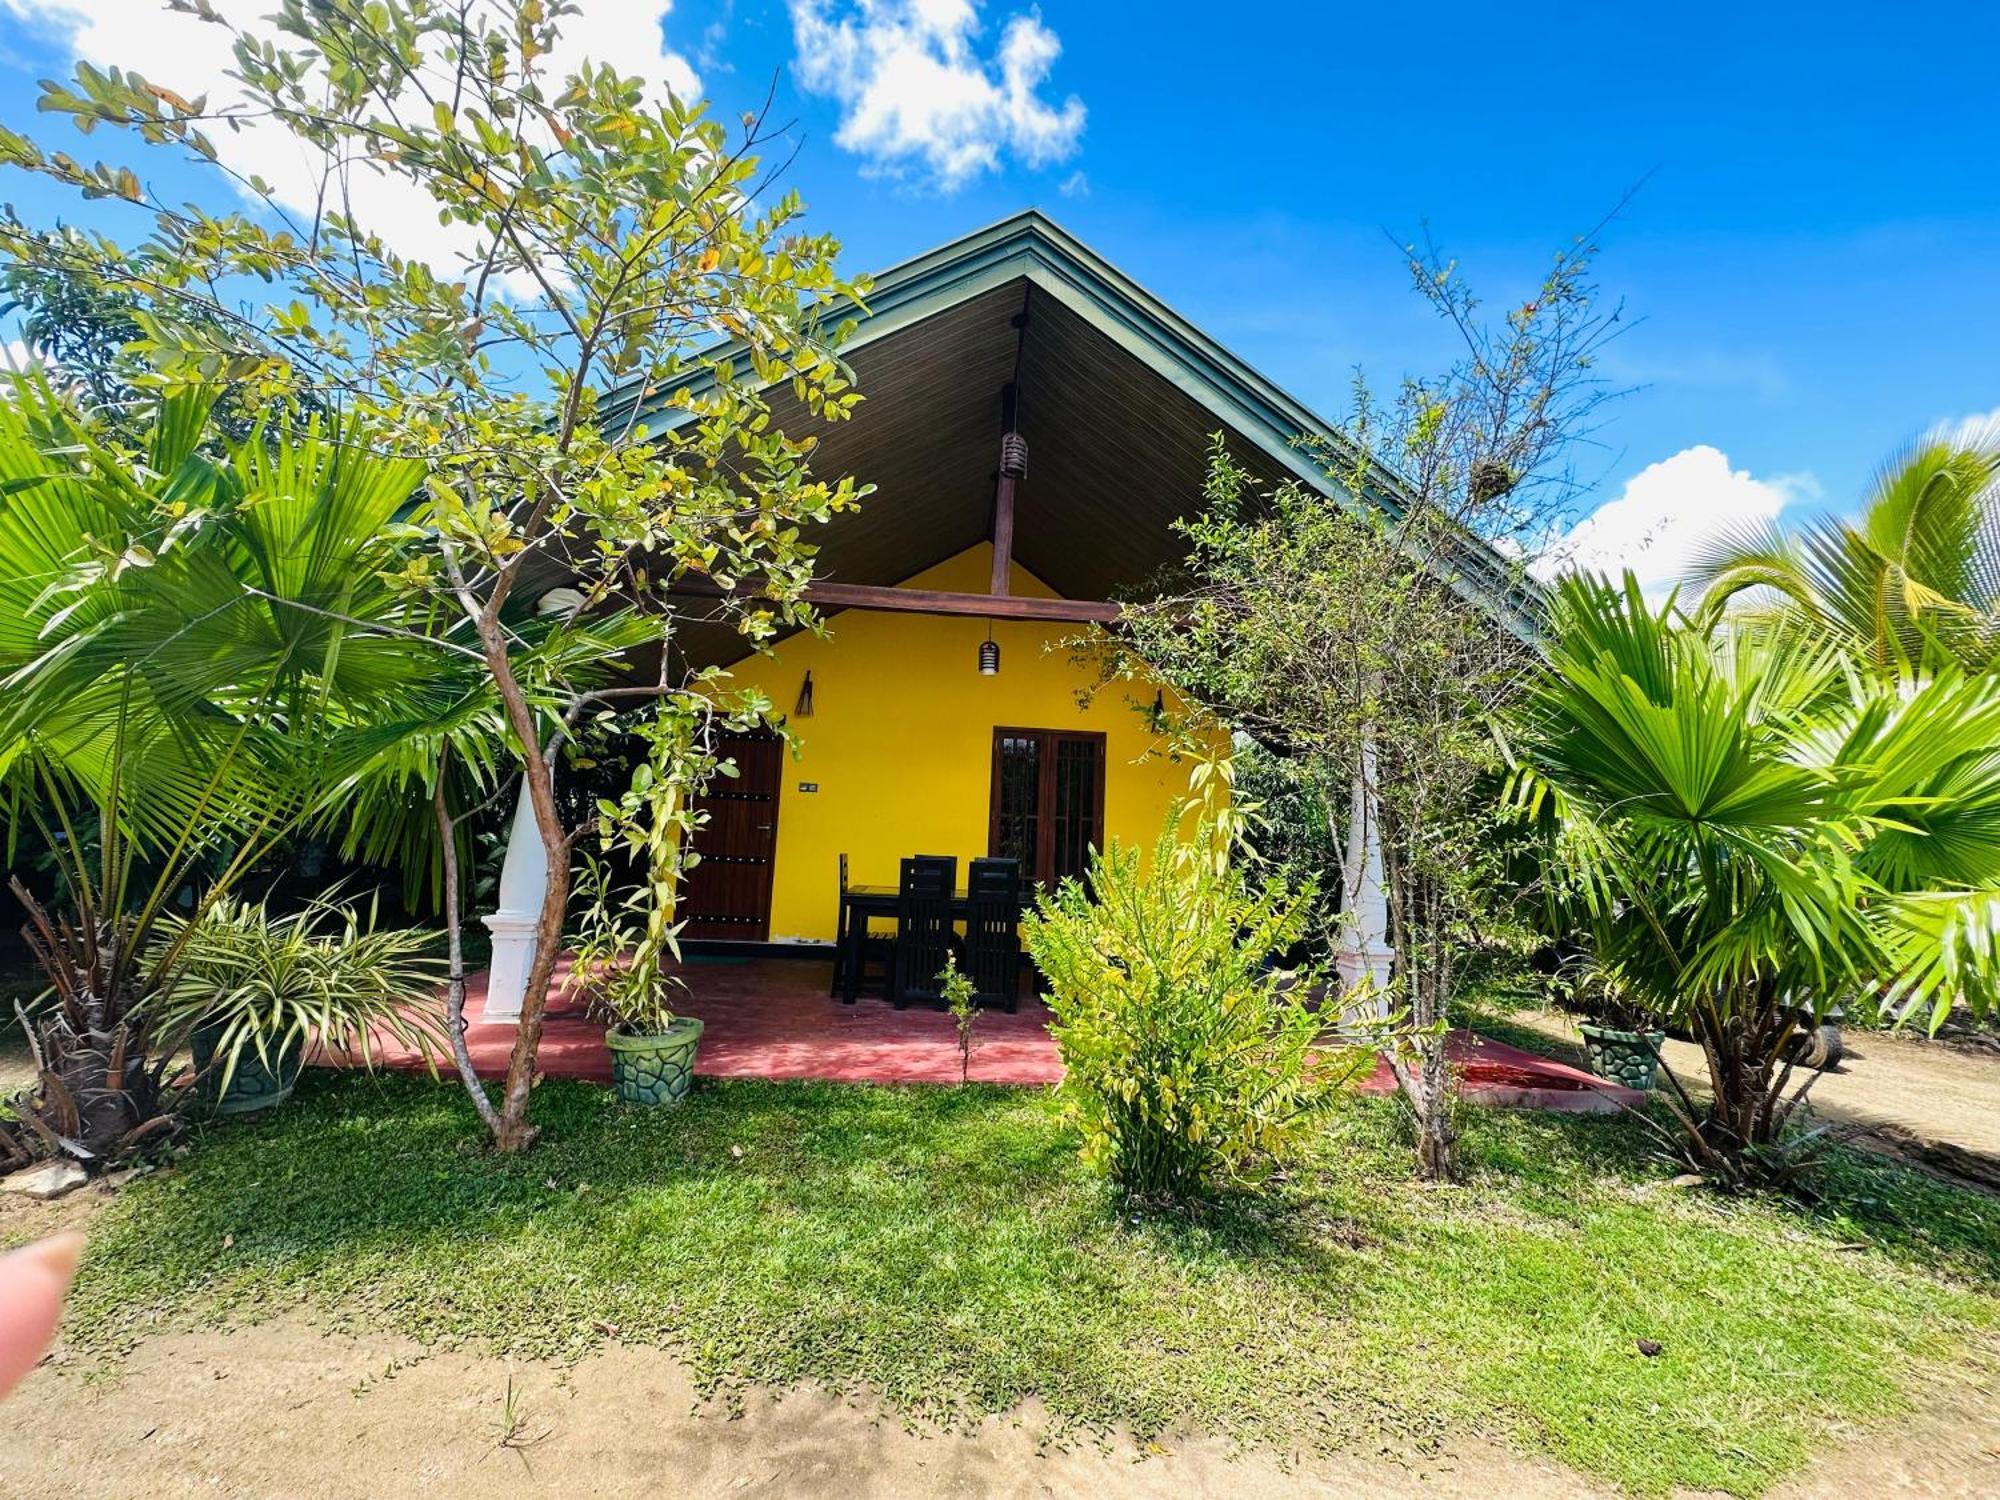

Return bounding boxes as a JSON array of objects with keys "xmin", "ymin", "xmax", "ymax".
[{"xmin": 2, "ymin": 0, "xmax": 1995, "ymax": 587}]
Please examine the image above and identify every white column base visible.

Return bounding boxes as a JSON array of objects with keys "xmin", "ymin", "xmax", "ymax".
[
  {"xmin": 481, "ymin": 912, "xmax": 539, "ymax": 1024},
  {"xmin": 480, "ymin": 777, "xmax": 552, "ymax": 1028},
  {"xmin": 1335, "ymin": 942, "xmax": 1395, "ymax": 1026}
]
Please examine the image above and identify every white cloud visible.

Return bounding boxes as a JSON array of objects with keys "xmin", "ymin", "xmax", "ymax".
[
  {"xmin": 1536, "ymin": 445, "xmax": 1819, "ymax": 602},
  {"xmin": 1057, "ymin": 168, "xmax": 1089, "ymax": 198},
  {"xmin": 2, "ymin": 2, "xmax": 700, "ymax": 283},
  {"xmin": 789, "ymin": 1, "xmax": 1085, "ymax": 189},
  {"xmin": 1947, "ymin": 405, "xmax": 2000, "ymax": 447}
]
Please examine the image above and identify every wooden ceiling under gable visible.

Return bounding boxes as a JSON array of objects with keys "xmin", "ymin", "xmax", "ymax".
[
  {"xmin": 728, "ymin": 271, "xmax": 1296, "ymax": 612},
  {"xmin": 597, "ymin": 212, "xmax": 1524, "ymax": 669}
]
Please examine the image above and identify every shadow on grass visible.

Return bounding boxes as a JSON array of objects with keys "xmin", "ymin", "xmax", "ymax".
[
  {"xmin": 1796, "ymin": 1145, "xmax": 2000, "ymax": 1287},
  {"xmin": 1462, "ymin": 1008, "xmax": 2000, "ymax": 1289},
  {"xmin": 79, "ymin": 1071, "xmax": 1103, "ymax": 1300},
  {"xmin": 164, "ymin": 1064, "xmax": 2000, "ymax": 1296}
]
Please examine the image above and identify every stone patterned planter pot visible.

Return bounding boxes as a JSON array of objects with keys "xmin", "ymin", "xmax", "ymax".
[
  {"xmin": 191, "ymin": 1022, "xmax": 303, "ymax": 1115},
  {"xmin": 1579, "ymin": 1023, "xmax": 1664, "ymax": 1092},
  {"xmin": 606, "ymin": 1018, "xmax": 704, "ymax": 1107}
]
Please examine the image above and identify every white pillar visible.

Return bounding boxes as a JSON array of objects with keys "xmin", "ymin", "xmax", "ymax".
[
  {"xmin": 480, "ymin": 777, "xmax": 548, "ymax": 1024},
  {"xmin": 1335, "ymin": 742, "xmax": 1394, "ymax": 1022}
]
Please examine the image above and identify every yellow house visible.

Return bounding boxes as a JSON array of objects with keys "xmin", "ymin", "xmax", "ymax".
[
  {"xmin": 705, "ymin": 543, "xmax": 1191, "ymax": 946},
  {"xmin": 481, "ymin": 213, "xmax": 1466, "ymax": 1010}
]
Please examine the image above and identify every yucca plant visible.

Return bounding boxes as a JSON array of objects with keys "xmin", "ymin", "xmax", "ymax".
[
  {"xmin": 1510, "ymin": 573, "xmax": 2000, "ymax": 1186},
  {"xmin": 148, "ymin": 894, "xmax": 445, "ymax": 1110}
]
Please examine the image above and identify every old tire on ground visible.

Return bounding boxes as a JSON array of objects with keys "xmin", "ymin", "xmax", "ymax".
[{"xmin": 1793, "ymin": 1022, "xmax": 1845, "ymax": 1072}]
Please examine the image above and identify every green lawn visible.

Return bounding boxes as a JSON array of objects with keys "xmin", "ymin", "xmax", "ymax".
[{"xmin": 60, "ymin": 1071, "xmax": 2000, "ymax": 1496}]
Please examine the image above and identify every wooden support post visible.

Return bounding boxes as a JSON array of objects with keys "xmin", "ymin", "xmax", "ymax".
[
  {"xmin": 990, "ymin": 382, "xmax": 1025, "ymax": 598},
  {"xmin": 990, "ymin": 471, "xmax": 1017, "ymax": 597}
]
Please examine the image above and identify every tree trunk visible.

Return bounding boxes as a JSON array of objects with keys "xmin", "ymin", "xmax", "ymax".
[
  {"xmin": 1377, "ymin": 807, "xmax": 1460, "ymax": 1182},
  {"xmin": 6, "ymin": 884, "xmax": 177, "ymax": 1170},
  {"xmin": 475, "ymin": 627, "xmax": 573, "ymax": 1155},
  {"xmin": 1389, "ymin": 1025, "xmax": 1459, "ymax": 1182},
  {"xmin": 491, "ymin": 839, "xmax": 569, "ymax": 1152},
  {"xmin": 433, "ymin": 775, "xmax": 503, "ymax": 1137},
  {"xmin": 1414, "ymin": 1026, "xmax": 1457, "ymax": 1180},
  {"xmin": 1675, "ymin": 986, "xmax": 1810, "ymax": 1182}
]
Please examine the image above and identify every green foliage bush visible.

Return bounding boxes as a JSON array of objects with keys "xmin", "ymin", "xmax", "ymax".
[
  {"xmin": 151, "ymin": 893, "xmax": 445, "ymax": 1096},
  {"xmin": 1023, "ymin": 813, "xmax": 1345, "ymax": 1198}
]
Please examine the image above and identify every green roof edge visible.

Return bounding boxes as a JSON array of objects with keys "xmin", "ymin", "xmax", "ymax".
[{"xmin": 603, "ymin": 209, "xmax": 1537, "ymax": 631}]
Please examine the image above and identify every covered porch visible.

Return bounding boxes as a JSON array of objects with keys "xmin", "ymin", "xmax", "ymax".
[
  {"xmin": 425, "ymin": 956, "xmax": 1062, "ymax": 1087},
  {"xmin": 454, "ymin": 213, "xmax": 1524, "ymax": 1100},
  {"xmin": 482, "ymin": 212, "xmax": 1408, "ymax": 1021}
]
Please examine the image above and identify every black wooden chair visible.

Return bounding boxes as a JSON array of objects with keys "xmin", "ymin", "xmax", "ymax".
[
  {"xmin": 911, "ymin": 853, "xmax": 958, "ymax": 886},
  {"xmin": 890, "ymin": 856, "xmax": 956, "ymax": 1009},
  {"xmin": 831, "ymin": 853, "xmax": 892, "ymax": 1003},
  {"xmin": 964, "ymin": 857, "xmax": 1023, "ymax": 1012}
]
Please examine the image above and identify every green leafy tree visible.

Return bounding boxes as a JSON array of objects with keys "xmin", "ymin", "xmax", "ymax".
[
  {"xmin": 1510, "ymin": 573, "xmax": 2000, "ymax": 1185},
  {"xmin": 1, "ymin": 0, "xmax": 868, "ymax": 1150},
  {"xmin": 0, "ymin": 223, "xmax": 330, "ymax": 440},
  {"xmin": 1691, "ymin": 424, "xmax": 2000, "ymax": 672},
  {"xmin": 1096, "ymin": 222, "xmax": 1625, "ymax": 1180},
  {"xmin": 0, "ymin": 225, "xmax": 144, "ymax": 416}
]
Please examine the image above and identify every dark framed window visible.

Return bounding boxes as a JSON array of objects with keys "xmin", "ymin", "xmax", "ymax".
[{"xmin": 988, "ymin": 727, "xmax": 1107, "ymax": 889}]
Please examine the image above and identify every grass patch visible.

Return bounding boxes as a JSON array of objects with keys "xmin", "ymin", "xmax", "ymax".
[{"xmin": 64, "ymin": 1070, "xmax": 2000, "ymax": 1495}]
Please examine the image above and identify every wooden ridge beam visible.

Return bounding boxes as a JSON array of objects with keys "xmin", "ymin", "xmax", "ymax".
[{"xmin": 670, "ymin": 576, "xmax": 1120, "ymax": 625}]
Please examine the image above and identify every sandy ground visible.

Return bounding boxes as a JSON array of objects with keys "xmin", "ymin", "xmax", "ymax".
[
  {"xmin": 0, "ymin": 1309, "xmax": 1993, "ymax": 1500},
  {"xmin": 1509, "ymin": 1012, "xmax": 2000, "ymax": 1188},
  {"xmin": 0, "ymin": 1314, "xmax": 1608, "ymax": 1500}
]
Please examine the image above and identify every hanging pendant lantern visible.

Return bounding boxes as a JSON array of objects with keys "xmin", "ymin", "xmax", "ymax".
[{"xmin": 978, "ymin": 626, "xmax": 1000, "ymax": 675}]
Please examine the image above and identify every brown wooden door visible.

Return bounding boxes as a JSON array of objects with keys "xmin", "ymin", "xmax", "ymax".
[
  {"xmin": 680, "ymin": 730, "xmax": 782, "ymax": 941},
  {"xmin": 988, "ymin": 727, "xmax": 1106, "ymax": 889}
]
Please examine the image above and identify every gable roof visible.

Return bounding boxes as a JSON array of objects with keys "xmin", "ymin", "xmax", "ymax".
[{"xmin": 600, "ymin": 210, "xmax": 1527, "ymax": 633}]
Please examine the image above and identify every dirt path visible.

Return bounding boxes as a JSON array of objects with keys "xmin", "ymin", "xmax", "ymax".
[
  {"xmin": 0, "ymin": 1314, "xmax": 1994, "ymax": 1500},
  {"xmin": 0, "ymin": 1317, "xmax": 1610, "ymax": 1500},
  {"xmin": 1508, "ymin": 1012, "xmax": 2000, "ymax": 1188}
]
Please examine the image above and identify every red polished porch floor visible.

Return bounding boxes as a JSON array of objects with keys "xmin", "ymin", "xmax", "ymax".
[
  {"xmin": 411, "ymin": 955, "xmax": 1069, "ymax": 1087},
  {"xmin": 342, "ymin": 955, "xmax": 1640, "ymax": 1111}
]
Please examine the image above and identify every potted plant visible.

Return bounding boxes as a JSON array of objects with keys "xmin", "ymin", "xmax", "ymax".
[
  {"xmin": 151, "ymin": 895, "xmax": 445, "ymax": 1114},
  {"xmin": 570, "ymin": 854, "xmax": 703, "ymax": 1107},
  {"xmin": 1557, "ymin": 957, "xmax": 1666, "ymax": 1092}
]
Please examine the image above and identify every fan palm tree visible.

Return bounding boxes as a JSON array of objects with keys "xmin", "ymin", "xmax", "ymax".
[
  {"xmin": 0, "ymin": 377, "xmax": 453, "ymax": 1164},
  {"xmin": 0, "ymin": 379, "xmax": 544, "ymax": 1158},
  {"xmin": 1510, "ymin": 573, "xmax": 2000, "ymax": 1185},
  {"xmin": 1690, "ymin": 423, "xmax": 2000, "ymax": 671},
  {"xmin": 0, "ymin": 374, "xmax": 654, "ymax": 1165}
]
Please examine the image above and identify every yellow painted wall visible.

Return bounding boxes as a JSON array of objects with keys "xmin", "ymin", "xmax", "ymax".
[{"xmin": 720, "ymin": 545, "xmax": 1194, "ymax": 944}]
